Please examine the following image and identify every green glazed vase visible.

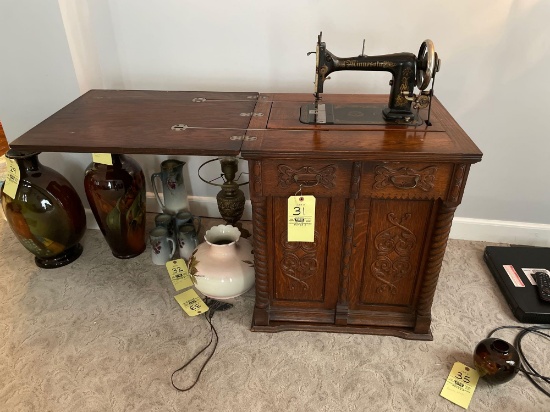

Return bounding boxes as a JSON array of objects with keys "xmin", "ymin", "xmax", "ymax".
[{"xmin": 1, "ymin": 150, "xmax": 87, "ymax": 268}]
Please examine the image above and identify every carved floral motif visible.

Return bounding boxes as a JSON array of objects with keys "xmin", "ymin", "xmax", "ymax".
[
  {"xmin": 371, "ymin": 213, "xmax": 416, "ymax": 295},
  {"xmin": 280, "ymin": 231, "xmax": 318, "ymax": 290}
]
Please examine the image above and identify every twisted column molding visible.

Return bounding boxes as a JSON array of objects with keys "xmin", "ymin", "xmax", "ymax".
[
  {"xmin": 249, "ymin": 161, "xmax": 269, "ymax": 325},
  {"xmin": 414, "ymin": 202, "xmax": 458, "ymax": 333},
  {"xmin": 339, "ymin": 162, "xmax": 362, "ymax": 304}
]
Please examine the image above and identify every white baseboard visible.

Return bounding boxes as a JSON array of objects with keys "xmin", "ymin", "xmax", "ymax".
[
  {"xmin": 85, "ymin": 193, "xmax": 253, "ymax": 230},
  {"xmin": 85, "ymin": 196, "xmax": 550, "ymax": 248},
  {"xmin": 450, "ymin": 217, "xmax": 550, "ymax": 247}
]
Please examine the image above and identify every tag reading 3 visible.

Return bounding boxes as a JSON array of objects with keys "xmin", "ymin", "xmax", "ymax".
[{"xmin": 287, "ymin": 195, "xmax": 315, "ymax": 242}]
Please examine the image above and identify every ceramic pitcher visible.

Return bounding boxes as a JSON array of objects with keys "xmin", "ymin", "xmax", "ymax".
[
  {"xmin": 177, "ymin": 224, "xmax": 198, "ymax": 261},
  {"xmin": 149, "ymin": 226, "xmax": 176, "ymax": 265},
  {"xmin": 151, "ymin": 159, "xmax": 189, "ymax": 215}
]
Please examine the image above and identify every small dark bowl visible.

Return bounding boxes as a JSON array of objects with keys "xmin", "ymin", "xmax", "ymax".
[{"xmin": 473, "ymin": 338, "xmax": 520, "ymax": 384}]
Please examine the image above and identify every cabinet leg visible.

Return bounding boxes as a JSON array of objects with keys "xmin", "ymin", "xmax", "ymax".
[
  {"xmin": 253, "ymin": 307, "xmax": 269, "ymax": 327},
  {"xmin": 335, "ymin": 304, "xmax": 348, "ymax": 325},
  {"xmin": 414, "ymin": 315, "xmax": 432, "ymax": 334}
]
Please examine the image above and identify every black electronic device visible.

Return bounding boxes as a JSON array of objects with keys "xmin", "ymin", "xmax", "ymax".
[
  {"xmin": 534, "ymin": 271, "xmax": 550, "ymax": 303},
  {"xmin": 483, "ymin": 246, "xmax": 550, "ymax": 323}
]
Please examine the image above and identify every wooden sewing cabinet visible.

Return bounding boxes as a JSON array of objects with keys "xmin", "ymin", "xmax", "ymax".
[
  {"xmin": 9, "ymin": 91, "xmax": 482, "ymax": 340},
  {"xmin": 241, "ymin": 93, "xmax": 482, "ymax": 340}
]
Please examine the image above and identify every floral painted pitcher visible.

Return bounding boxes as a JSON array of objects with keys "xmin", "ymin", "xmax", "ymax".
[{"xmin": 151, "ymin": 159, "xmax": 189, "ymax": 215}]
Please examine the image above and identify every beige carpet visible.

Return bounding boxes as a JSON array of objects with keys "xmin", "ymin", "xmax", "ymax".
[{"xmin": 0, "ymin": 215, "xmax": 548, "ymax": 411}]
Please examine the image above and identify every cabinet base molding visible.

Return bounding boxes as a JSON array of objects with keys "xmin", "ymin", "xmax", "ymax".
[{"xmin": 251, "ymin": 318, "xmax": 433, "ymax": 341}]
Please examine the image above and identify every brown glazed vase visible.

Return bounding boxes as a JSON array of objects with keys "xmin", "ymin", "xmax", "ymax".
[
  {"xmin": 473, "ymin": 338, "xmax": 520, "ymax": 384},
  {"xmin": 84, "ymin": 154, "xmax": 146, "ymax": 258},
  {"xmin": 1, "ymin": 150, "xmax": 86, "ymax": 268}
]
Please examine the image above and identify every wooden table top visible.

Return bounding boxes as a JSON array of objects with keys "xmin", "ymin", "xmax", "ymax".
[
  {"xmin": 9, "ymin": 90, "xmax": 259, "ymax": 156},
  {"xmin": 8, "ymin": 90, "xmax": 482, "ymax": 163}
]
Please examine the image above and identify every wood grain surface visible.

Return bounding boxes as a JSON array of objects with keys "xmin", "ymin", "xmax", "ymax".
[{"xmin": 9, "ymin": 90, "xmax": 259, "ymax": 155}]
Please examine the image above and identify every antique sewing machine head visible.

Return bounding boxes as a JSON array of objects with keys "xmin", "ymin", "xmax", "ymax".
[{"xmin": 301, "ymin": 32, "xmax": 441, "ymax": 125}]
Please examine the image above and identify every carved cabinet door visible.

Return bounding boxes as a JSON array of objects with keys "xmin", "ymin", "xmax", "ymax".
[
  {"xmin": 268, "ymin": 196, "xmax": 345, "ymax": 323},
  {"xmin": 257, "ymin": 159, "xmax": 352, "ymax": 324},
  {"xmin": 347, "ymin": 198, "xmax": 436, "ymax": 327}
]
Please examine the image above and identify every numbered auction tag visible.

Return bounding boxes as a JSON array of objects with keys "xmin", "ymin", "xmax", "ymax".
[
  {"xmin": 92, "ymin": 153, "xmax": 113, "ymax": 165},
  {"xmin": 174, "ymin": 289, "xmax": 209, "ymax": 316},
  {"xmin": 3, "ymin": 157, "xmax": 20, "ymax": 199},
  {"xmin": 440, "ymin": 362, "xmax": 480, "ymax": 409},
  {"xmin": 287, "ymin": 195, "xmax": 315, "ymax": 242},
  {"xmin": 166, "ymin": 259, "xmax": 194, "ymax": 291}
]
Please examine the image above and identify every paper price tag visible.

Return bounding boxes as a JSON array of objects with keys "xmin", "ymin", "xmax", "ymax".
[
  {"xmin": 3, "ymin": 157, "xmax": 20, "ymax": 199},
  {"xmin": 440, "ymin": 362, "xmax": 480, "ymax": 409},
  {"xmin": 166, "ymin": 259, "xmax": 194, "ymax": 291},
  {"xmin": 174, "ymin": 289, "xmax": 209, "ymax": 316},
  {"xmin": 92, "ymin": 153, "xmax": 113, "ymax": 165},
  {"xmin": 287, "ymin": 195, "xmax": 315, "ymax": 242}
]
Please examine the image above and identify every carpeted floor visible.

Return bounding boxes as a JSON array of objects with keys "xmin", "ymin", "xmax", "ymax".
[{"xmin": 0, "ymin": 215, "xmax": 548, "ymax": 411}]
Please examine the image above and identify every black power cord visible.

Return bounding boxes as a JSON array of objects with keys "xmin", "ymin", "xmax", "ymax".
[
  {"xmin": 170, "ymin": 299, "xmax": 233, "ymax": 392},
  {"xmin": 487, "ymin": 325, "xmax": 550, "ymax": 397}
]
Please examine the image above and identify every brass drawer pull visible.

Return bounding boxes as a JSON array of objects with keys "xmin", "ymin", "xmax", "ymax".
[
  {"xmin": 374, "ymin": 165, "xmax": 436, "ymax": 192},
  {"xmin": 390, "ymin": 175, "xmax": 419, "ymax": 189},
  {"xmin": 293, "ymin": 173, "xmax": 320, "ymax": 187},
  {"xmin": 278, "ymin": 164, "xmax": 337, "ymax": 189}
]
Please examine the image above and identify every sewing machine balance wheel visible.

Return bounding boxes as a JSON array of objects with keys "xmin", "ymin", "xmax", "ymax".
[{"xmin": 416, "ymin": 39, "xmax": 441, "ymax": 90}]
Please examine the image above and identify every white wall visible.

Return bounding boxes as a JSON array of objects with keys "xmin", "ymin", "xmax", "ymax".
[
  {"xmin": 1, "ymin": 1, "xmax": 550, "ymax": 244},
  {"xmin": 0, "ymin": 0, "xmax": 91, "ymax": 203}
]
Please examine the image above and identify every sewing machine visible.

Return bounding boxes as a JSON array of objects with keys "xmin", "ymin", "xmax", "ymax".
[{"xmin": 301, "ymin": 32, "xmax": 441, "ymax": 126}]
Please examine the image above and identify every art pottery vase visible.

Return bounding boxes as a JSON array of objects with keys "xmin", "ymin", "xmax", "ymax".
[
  {"xmin": 188, "ymin": 224, "xmax": 254, "ymax": 299},
  {"xmin": 0, "ymin": 150, "xmax": 86, "ymax": 268},
  {"xmin": 473, "ymin": 338, "xmax": 520, "ymax": 384},
  {"xmin": 84, "ymin": 154, "xmax": 146, "ymax": 258}
]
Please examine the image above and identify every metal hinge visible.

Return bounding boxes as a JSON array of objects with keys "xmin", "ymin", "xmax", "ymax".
[
  {"xmin": 230, "ymin": 135, "xmax": 257, "ymax": 141},
  {"xmin": 171, "ymin": 124, "xmax": 188, "ymax": 131}
]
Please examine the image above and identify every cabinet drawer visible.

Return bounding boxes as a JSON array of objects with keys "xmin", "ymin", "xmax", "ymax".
[
  {"xmin": 261, "ymin": 160, "xmax": 352, "ymax": 197},
  {"xmin": 361, "ymin": 162, "xmax": 453, "ymax": 199}
]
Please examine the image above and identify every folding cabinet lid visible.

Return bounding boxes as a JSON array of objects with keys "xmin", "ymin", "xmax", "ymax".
[{"xmin": 9, "ymin": 90, "xmax": 259, "ymax": 156}]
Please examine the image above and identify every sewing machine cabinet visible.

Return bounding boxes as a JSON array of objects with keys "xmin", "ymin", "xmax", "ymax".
[
  {"xmin": 9, "ymin": 91, "xmax": 481, "ymax": 340},
  {"xmin": 242, "ymin": 93, "xmax": 482, "ymax": 340}
]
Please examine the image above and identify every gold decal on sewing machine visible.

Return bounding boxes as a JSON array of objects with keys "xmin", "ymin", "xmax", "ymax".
[{"xmin": 342, "ymin": 60, "xmax": 397, "ymax": 69}]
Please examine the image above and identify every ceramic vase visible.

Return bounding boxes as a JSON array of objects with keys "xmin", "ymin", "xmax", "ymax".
[
  {"xmin": 1, "ymin": 150, "xmax": 86, "ymax": 268},
  {"xmin": 84, "ymin": 154, "xmax": 146, "ymax": 258},
  {"xmin": 188, "ymin": 224, "xmax": 254, "ymax": 299},
  {"xmin": 473, "ymin": 338, "xmax": 520, "ymax": 384}
]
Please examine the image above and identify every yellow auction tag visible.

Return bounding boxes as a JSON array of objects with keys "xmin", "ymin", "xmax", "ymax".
[
  {"xmin": 3, "ymin": 157, "xmax": 20, "ymax": 199},
  {"xmin": 166, "ymin": 259, "xmax": 194, "ymax": 291},
  {"xmin": 174, "ymin": 289, "xmax": 209, "ymax": 317},
  {"xmin": 92, "ymin": 153, "xmax": 113, "ymax": 165},
  {"xmin": 287, "ymin": 195, "xmax": 315, "ymax": 242},
  {"xmin": 440, "ymin": 362, "xmax": 480, "ymax": 409}
]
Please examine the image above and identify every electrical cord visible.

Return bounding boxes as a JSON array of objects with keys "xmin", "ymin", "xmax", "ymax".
[
  {"xmin": 170, "ymin": 299, "xmax": 233, "ymax": 392},
  {"xmin": 487, "ymin": 325, "xmax": 550, "ymax": 397},
  {"xmin": 171, "ymin": 307, "xmax": 219, "ymax": 392}
]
